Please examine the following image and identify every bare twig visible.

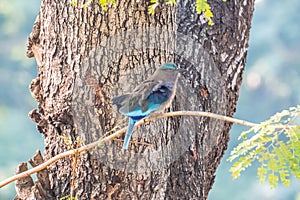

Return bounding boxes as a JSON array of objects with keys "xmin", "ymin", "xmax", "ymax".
[{"xmin": 0, "ymin": 111, "xmax": 258, "ymax": 188}]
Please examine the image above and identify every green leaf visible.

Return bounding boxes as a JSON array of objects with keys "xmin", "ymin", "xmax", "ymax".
[
  {"xmin": 148, "ymin": 0, "xmax": 159, "ymax": 15},
  {"xmin": 238, "ymin": 128, "xmax": 253, "ymax": 140},
  {"xmin": 70, "ymin": 0, "xmax": 77, "ymax": 6},
  {"xmin": 195, "ymin": 0, "xmax": 214, "ymax": 25},
  {"xmin": 229, "ymin": 162, "xmax": 242, "ymax": 179},
  {"xmin": 205, "ymin": 8, "xmax": 213, "ymax": 19},
  {"xmin": 229, "ymin": 105, "xmax": 300, "ymax": 188},
  {"xmin": 195, "ymin": 0, "xmax": 207, "ymax": 13},
  {"xmin": 166, "ymin": 0, "xmax": 176, "ymax": 5},
  {"xmin": 257, "ymin": 165, "xmax": 267, "ymax": 184},
  {"xmin": 268, "ymin": 154, "xmax": 279, "ymax": 171},
  {"xmin": 279, "ymin": 169, "xmax": 291, "ymax": 186},
  {"xmin": 207, "ymin": 19, "xmax": 213, "ymax": 26},
  {"xmin": 268, "ymin": 173, "xmax": 279, "ymax": 188},
  {"xmin": 98, "ymin": 0, "xmax": 116, "ymax": 10}
]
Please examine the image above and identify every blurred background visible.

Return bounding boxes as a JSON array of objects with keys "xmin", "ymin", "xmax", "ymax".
[
  {"xmin": 0, "ymin": 0, "xmax": 299, "ymax": 199},
  {"xmin": 0, "ymin": 0, "xmax": 43, "ymax": 199},
  {"xmin": 210, "ymin": 0, "xmax": 300, "ymax": 199}
]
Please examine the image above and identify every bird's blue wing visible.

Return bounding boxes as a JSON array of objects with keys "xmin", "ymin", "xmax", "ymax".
[
  {"xmin": 114, "ymin": 80, "xmax": 155, "ymax": 116},
  {"xmin": 142, "ymin": 81, "xmax": 173, "ymax": 112},
  {"xmin": 113, "ymin": 81, "xmax": 173, "ymax": 117}
]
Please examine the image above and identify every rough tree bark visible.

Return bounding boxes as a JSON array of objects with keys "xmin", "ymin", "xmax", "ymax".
[{"xmin": 15, "ymin": 0, "xmax": 254, "ymax": 199}]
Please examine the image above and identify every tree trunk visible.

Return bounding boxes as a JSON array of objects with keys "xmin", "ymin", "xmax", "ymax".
[{"xmin": 16, "ymin": 0, "xmax": 254, "ymax": 199}]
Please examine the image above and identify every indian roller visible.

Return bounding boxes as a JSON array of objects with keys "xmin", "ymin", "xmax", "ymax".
[{"xmin": 112, "ymin": 63, "xmax": 182, "ymax": 149}]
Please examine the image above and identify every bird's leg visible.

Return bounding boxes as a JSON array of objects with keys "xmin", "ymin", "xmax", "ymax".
[
  {"xmin": 141, "ymin": 112, "xmax": 163, "ymax": 125},
  {"xmin": 140, "ymin": 112, "xmax": 163, "ymax": 125}
]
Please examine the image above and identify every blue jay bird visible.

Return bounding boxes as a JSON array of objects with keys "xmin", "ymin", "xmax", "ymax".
[{"xmin": 112, "ymin": 63, "xmax": 182, "ymax": 149}]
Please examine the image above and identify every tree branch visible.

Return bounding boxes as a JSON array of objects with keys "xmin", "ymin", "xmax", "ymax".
[{"xmin": 0, "ymin": 110, "xmax": 258, "ymax": 188}]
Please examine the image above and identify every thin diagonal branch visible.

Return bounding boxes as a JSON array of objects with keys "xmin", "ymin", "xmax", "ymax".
[{"xmin": 0, "ymin": 110, "xmax": 258, "ymax": 188}]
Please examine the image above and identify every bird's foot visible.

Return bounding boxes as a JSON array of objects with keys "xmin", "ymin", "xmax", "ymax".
[{"xmin": 142, "ymin": 117, "xmax": 151, "ymax": 125}]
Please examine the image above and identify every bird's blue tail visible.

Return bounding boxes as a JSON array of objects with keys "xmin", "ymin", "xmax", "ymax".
[{"xmin": 123, "ymin": 118, "xmax": 136, "ymax": 149}]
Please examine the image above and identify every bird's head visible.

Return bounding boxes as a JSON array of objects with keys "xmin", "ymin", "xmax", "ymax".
[
  {"xmin": 159, "ymin": 63, "xmax": 177, "ymax": 70},
  {"xmin": 159, "ymin": 63, "xmax": 186, "ymax": 73},
  {"xmin": 152, "ymin": 63, "xmax": 186, "ymax": 82}
]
